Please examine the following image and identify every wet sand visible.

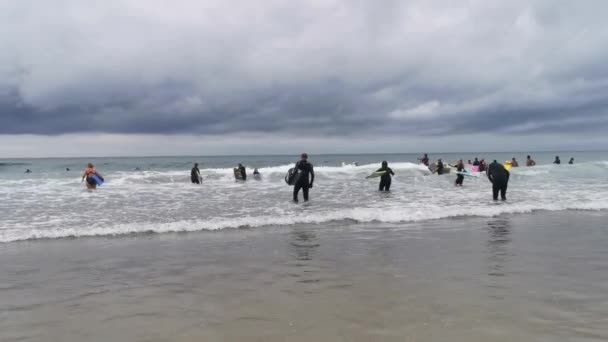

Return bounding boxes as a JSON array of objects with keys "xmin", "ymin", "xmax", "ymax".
[{"xmin": 1, "ymin": 211, "xmax": 608, "ymax": 341}]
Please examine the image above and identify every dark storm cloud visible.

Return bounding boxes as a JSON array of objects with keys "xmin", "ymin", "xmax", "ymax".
[{"xmin": 1, "ymin": 0, "xmax": 608, "ymax": 137}]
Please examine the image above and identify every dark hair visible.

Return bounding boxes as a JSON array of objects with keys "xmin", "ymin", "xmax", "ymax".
[{"xmin": 301, "ymin": 153, "xmax": 308, "ymax": 159}]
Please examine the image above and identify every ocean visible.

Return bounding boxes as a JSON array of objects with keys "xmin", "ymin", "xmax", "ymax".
[
  {"xmin": 1, "ymin": 152, "xmax": 607, "ymax": 242},
  {"xmin": 2, "ymin": 152, "xmax": 608, "ymax": 341}
]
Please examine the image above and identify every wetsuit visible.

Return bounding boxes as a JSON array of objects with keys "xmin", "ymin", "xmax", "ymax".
[
  {"xmin": 376, "ymin": 166, "xmax": 394, "ymax": 191},
  {"xmin": 437, "ymin": 161, "xmax": 444, "ymax": 175},
  {"xmin": 479, "ymin": 162, "xmax": 486, "ymax": 172},
  {"xmin": 487, "ymin": 162, "xmax": 510, "ymax": 200},
  {"xmin": 191, "ymin": 167, "xmax": 201, "ymax": 184},
  {"xmin": 239, "ymin": 166, "xmax": 247, "ymax": 180},
  {"xmin": 554, "ymin": 158, "xmax": 561, "ymax": 165},
  {"xmin": 455, "ymin": 164, "xmax": 464, "ymax": 186},
  {"xmin": 293, "ymin": 160, "xmax": 314, "ymax": 202},
  {"xmin": 421, "ymin": 156, "xmax": 429, "ymax": 166}
]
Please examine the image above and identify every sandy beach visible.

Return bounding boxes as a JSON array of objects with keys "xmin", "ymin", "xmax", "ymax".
[{"xmin": 1, "ymin": 210, "xmax": 607, "ymax": 341}]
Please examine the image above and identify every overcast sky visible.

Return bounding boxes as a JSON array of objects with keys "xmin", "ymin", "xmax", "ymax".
[{"xmin": 1, "ymin": 0, "xmax": 607, "ymax": 157}]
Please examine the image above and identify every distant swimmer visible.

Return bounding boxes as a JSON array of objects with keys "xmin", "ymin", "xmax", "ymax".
[
  {"xmin": 526, "ymin": 155, "xmax": 536, "ymax": 167},
  {"xmin": 25, "ymin": 169, "xmax": 32, "ymax": 173},
  {"xmin": 81, "ymin": 163, "xmax": 103, "ymax": 190},
  {"xmin": 66, "ymin": 168, "xmax": 70, "ymax": 171},
  {"xmin": 376, "ymin": 161, "xmax": 395, "ymax": 191},
  {"xmin": 454, "ymin": 159, "xmax": 465, "ymax": 186},
  {"xmin": 487, "ymin": 160, "xmax": 510, "ymax": 201},
  {"xmin": 554, "ymin": 156, "xmax": 561, "ymax": 165},
  {"xmin": 191, "ymin": 163, "xmax": 201, "ymax": 184},
  {"xmin": 237, "ymin": 163, "xmax": 247, "ymax": 181},
  {"xmin": 419, "ymin": 154, "xmax": 430, "ymax": 166},
  {"xmin": 569, "ymin": 158, "xmax": 574, "ymax": 165},
  {"xmin": 293, "ymin": 153, "xmax": 314, "ymax": 202},
  {"xmin": 467, "ymin": 160, "xmax": 472, "ymax": 165},
  {"xmin": 511, "ymin": 158, "xmax": 519, "ymax": 167},
  {"xmin": 253, "ymin": 168, "xmax": 261, "ymax": 180},
  {"xmin": 473, "ymin": 158, "xmax": 480, "ymax": 166}
]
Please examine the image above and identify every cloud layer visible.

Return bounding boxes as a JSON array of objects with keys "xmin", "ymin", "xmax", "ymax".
[{"xmin": 1, "ymin": 0, "xmax": 608, "ymax": 141}]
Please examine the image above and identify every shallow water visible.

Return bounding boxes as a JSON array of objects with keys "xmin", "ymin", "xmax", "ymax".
[
  {"xmin": 1, "ymin": 211, "xmax": 607, "ymax": 341},
  {"xmin": 1, "ymin": 152, "xmax": 607, "ymax": 242}
]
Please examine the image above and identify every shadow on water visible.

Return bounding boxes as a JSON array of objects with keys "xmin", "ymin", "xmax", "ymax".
[{"xmin": 486, "ymin": 218, "xmax": 512, "ymax": 278}]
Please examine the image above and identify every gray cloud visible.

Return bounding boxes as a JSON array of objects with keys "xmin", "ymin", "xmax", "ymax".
[{"xmin": 1, "ymin": 0, "xmax": 608, "ymax": 140}]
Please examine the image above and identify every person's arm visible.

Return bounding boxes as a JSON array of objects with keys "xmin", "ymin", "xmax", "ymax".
[
  {"xmin": 487, "ymin": 168, "xmax": 494, "ymax": 183},
  {"xmin": 390, "ymin": 168, "xmax": 394, "ymax": 176},
  {"xmin": 309, "ymin": 165, "xmax": 314, "ymax": 187}
]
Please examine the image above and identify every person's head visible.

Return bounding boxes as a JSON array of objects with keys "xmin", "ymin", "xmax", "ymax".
[
  {"xmin": 474, "ymin": 157, "xmax": 478, "ymax": 161},
  {"xmin": 458, "ymin": 159, "xmax": 463, "ymax": 164},
  {"xmin": 424, "ymin": 153, "xmax": 428, "ymax": 157},
  {"xmin": 570, "ymin": 157, "xmax": 574, "ymax": 161},
  {"xmin": 87, "ymin": 163, "xmax": 94, "ymax": 168},
  {"xmin": 194, "ymin": 163, "xmax": 198, "ymax": 167},
  {"xmin": 527, "ymin": 155, "xmax": 531, "ymax": 159},
  {"xmin": 238, "ymin": 163, "xmax": 243, "ymax": 167},
  {"xmin": 493, "ymin": 160, "xmax": 497, "ymax": 164},
  {"xmin": 512, "ymin": 157, "xmax": 516, "ymax": 161},
  {"xmin": 555, "ymin": 156, "xmax": 559, "ymax": 159},
  {"xmin": 301, "ymin": 153, "xmax": 308, "ymax": 160},
  {"xmin": 382, "ymin": 160, "xmax": 388, "ymax": 168}
]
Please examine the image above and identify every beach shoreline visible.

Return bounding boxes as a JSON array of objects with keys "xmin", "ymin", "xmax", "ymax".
[{"xmin": 2, "ymin": 210, "xmax": 607, "ymax": 341}]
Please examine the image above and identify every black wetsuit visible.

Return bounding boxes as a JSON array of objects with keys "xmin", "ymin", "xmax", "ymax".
[
  {"xmin": 437, "ymin": 161, "xmax": 445, "ymax": 175},
  {"xmin": 487, "ymin": 162, "xmax": 510, "ymax": 200},
  {"xmin": 293, "ymin": 160, "xmax": 314, "ymax": 202},
  {"xmin": 421, "ymin": 157, "xmax": 429, "ymax": 166},
  {"xmin": 554, "ymin": 158, "xmax": 561, "ymax": 165},
  {"xmin": 455, "ymin": 164, "xmax": 464, "ymax": 186},
  {"xmin": 479, "ymin": 163, "xmax": 486, "ymax": 172},
  {"xmin": 376, "ymin": 167, "xmax": 394, "ymax": 191},
  {"xmin": 191, "ymin": 167, "xmax": 200, "ymax": 184},
  {"xmin": 239, "ymin": 166, "xmax": 247, "ymax": 180}
]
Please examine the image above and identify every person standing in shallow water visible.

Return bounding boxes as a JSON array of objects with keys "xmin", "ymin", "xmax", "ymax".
[
  {"xmin": 454, "ymin": 159, "xmax": 465, "ymax": 186},
  {"xmin": 526, "ymin": 155, "xmax": 536, "ymax": 166},
  {"xmin": 191, "ymin": 163, "xmax": 201, "ymax": 184},
  {"xmin": 376, "ymin": 161, "xmax": 394, "ymax": 191},
  {"xmin": 554, "ymin": 156, "xmax": 561, "ymax": 164},
  {"xmin": 293, "ymin": 153, "xmax": 314, "ymax": 202},
  {"xmin": 81, "ymin": 163, "xmax": 100, "ymax": 190},
  {"xmin": 569, "ymin": 158, "xmax": 574, "ymax": 164},
  {"xmin": 487, "ymin": 160, "xmax": 510, "ymax": 201}
]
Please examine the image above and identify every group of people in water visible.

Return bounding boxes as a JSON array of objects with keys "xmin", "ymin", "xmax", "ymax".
[{"xmin": 76, "ymin": 152, "xmax": 577, "ymax": 201}]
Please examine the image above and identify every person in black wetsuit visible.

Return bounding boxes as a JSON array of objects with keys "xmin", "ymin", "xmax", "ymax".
[
  {"xmin": 487, "ymin": 160, "xmax": 510, "ymax": 200},
  {"xmin": 473, "ymin": 158, "xmax": 480, "ymax": 166},
  {"xmin": 293, "ymin": 153, "xmax": 314, "ymax": 202},
  {"xmin": 376, "ymin": 161, "xmax": 395, "ymax": 191},
  {"xmin": 478, "ymin": 159, "xmax": 486, "ymax": 172},
  {"xmin": 554, "ymin": 156, "xmax": 561, "ymax": 164},
  {"xmin": 191, "ymin": 163, "xmax": 201, "ymax": 184},
  {"xmin": 237, "ymin": 163, "xmax": 247, "ymax": 180},
  {"xmin": 419, "ymin": 154, "xmax": 429, "ymax": 166},
  {"xmin": 569, "ymin": 158, "xmax": 574, "ymax": 165},
  {"xmin": 454, "ymin": 159, "xmax": 465, "ymax": 186},
  {"xmin": 436, "ymin": 159, "xmax": 445, "ymax": 175}
]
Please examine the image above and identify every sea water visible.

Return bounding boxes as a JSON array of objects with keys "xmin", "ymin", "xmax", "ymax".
[{"xmin": 1, "ymin": 152, "xmax": 607, "ymax": 243}]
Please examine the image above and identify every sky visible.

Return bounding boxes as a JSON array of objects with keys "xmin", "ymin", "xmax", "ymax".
[{"xmin": 1, "ymin": 0, "xmax": 608, "ymax": 157}]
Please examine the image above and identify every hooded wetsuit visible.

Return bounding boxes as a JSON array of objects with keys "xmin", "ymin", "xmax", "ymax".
[
  {"xmin": 487, "ymin": 162, "xmax": 510, "ymax": 200},
  {"xmin": 293, "ymin": 160, "xmax": 314, "ymax": 202}
]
